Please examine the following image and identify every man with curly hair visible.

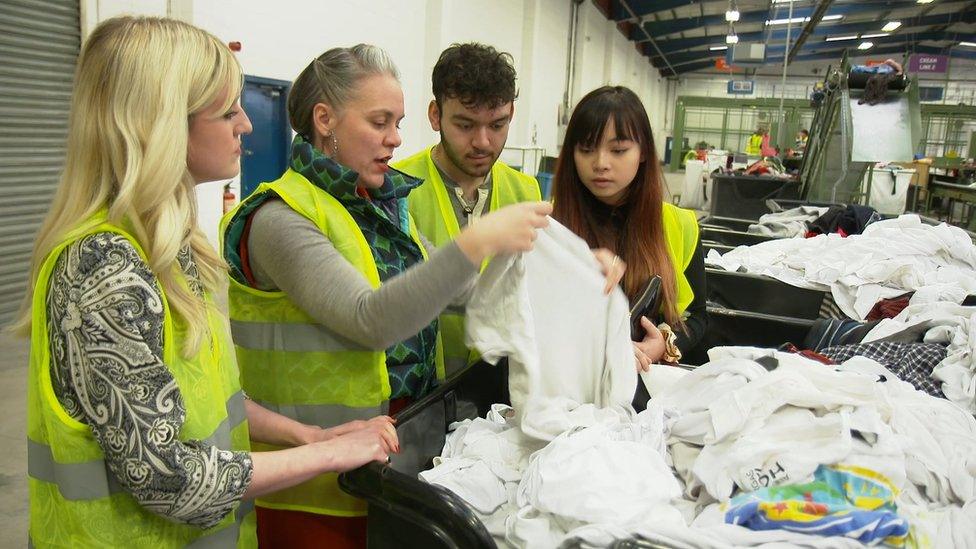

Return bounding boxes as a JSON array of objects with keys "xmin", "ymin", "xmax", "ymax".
[{"xmin": 396, "ymin": 42, "xmax": 541, "ymax": 376}]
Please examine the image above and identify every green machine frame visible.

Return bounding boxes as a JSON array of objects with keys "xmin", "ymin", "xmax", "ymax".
[
  {"xmin": 668, "ymin": 96, "xmax": 815, "ymax": 172},
  {"xmin": 918, "ymin": 103, "xmax": 976, "ymax": 170}
]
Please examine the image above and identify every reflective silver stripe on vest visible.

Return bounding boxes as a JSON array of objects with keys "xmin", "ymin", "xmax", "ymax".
[
  {"xmin": 230, "ymin": 319, "xmax": 371, "ymax": 352},
  {"xmin": 252, "ymin": 399, "xmax": 388, "ymax": 428},
  {"xmin": 28, "ymin": 390, "xmax": 247, "ymax": 501},
  {"xmin": 208, "ymin": 390, "xmax": 248, "ymax": 450},
  {"xmin": 185, "ymin": 499, "xmax": 255, "ymax": 548},
  {"xmin": 27, "ymin": 438, "xmax": 123, "ymax": 500}
]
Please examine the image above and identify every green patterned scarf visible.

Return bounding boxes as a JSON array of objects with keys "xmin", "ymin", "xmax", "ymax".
[{"xmin": 288, "ymin": 135, "xmax": 439, "ymax": 399}]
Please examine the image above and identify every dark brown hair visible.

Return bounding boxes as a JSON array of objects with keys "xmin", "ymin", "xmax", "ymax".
[
  {"xmin": 551, "ymin": 86, "xmax": 683, "ymax": 329},
  {"xmin": 432, "ymin": 43, "xmax": 517, "ymax": 110}
]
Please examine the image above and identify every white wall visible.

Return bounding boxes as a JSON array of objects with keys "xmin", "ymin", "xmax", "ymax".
[{"xmin": 82, "ymin": 0, "xmax": 672, "ymax": 245}]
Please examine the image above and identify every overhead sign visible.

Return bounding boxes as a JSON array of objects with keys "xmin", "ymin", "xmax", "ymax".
[
  {"xmin": 908, "ymin": 54, "xmax": 948, "ymax": 73},
  {"xmin": 727, "ymin": 80, "xmax": 755, "ymax": 94}
]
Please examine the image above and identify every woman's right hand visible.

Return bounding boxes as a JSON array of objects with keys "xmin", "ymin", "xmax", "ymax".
[
  {"xmin": 320, "ymin": 423, "xmax": 398, "ymax": 473},
  {"xmin": 455, "ymin": 201, "xmax": 553, "ymax": 265}
]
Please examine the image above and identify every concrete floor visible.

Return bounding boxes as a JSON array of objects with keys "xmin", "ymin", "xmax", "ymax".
[{"xmin": 0, "ymin": 330, "xmax": 29, "ymax": 541}]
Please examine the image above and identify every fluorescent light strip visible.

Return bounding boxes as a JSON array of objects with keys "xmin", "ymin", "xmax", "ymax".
[
  {"xmin": 860, "ymin": 33, "xmax": 890, "ymax": 39},
  {"xmin": 825, "ymin": 35, "xmax": 859, "ymax": 41},
  {"xmin": 960, "ymin": 41, "xmax": 976, "ymax": 47},
  {"xmin": 767, "ymin": 14, "xmax": 842, "ymax": 24},
  {"xmin": 710, "ymin": 45, "xmax": 729, "ymax": 51},
  {"xmin": 881, "ymin": 21, "xmax": 902, "ymax": 32},
  {"xmin": 858, "ymin": 41, "xmax": 874, "ymax": 50},
  {"xmin": 916, "ymin": 0, "xmax": 934, "ymax": 3}
]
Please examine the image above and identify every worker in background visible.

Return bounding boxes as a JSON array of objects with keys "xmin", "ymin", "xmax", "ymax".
[
  {"xmin": 551, "ymin": 86, "xmax": 708, "ymax": 412},
  {"xmin": 795, "ymin": 129, "xmax": 809, "ymax": 153},
  {"xmin": 16, "ymin": 17, "xmax": 398, "ymax": 548},
  {"xmin": 221, "ymin": 44, "xmax": 608, "ymax": 548},
  {"xmin": 395, "ymin": 43, "xmax": 542, "ymax": 376},
  {"xmin": 746, "ymin": 126, "xmax": 765, "ymax": 156}
]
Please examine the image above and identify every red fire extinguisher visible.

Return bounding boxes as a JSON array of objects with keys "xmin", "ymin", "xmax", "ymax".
[{"xmin": 223, "ymin": 184, "xmax": 236, "ymax": 213}]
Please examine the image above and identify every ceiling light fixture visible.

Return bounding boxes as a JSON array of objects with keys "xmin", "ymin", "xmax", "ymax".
[
  {"xmin": 916, "ymin": 0, "xmax": 934, "ymax": 4},
  {"xmin": 824, "ymin": 35, "xmax": 859, "ymax": 41},
  {"xmin": 726, "ymin": 31, "xmax": 739, "ymax": 44},
  {"xmin": 767, "ymin": 14, "xmax": 842, "ymax": 25},
  {"xmin": 860, "ymin": 33, "xmax": 890, "ymax": 39},
  {"xmin": 725, "ymin": 9, "xmax": 740, "ymax": 22},
  {"xmin": 960, "ymin": 41, "xmax": 976, "ymax": 47},
  {"xmin": 881, "ymin": 21, "xmax": 902, "ymax": 32},
  {"xmin": 858, "ymin": 41, "xmax": 874, "ymax": 50},
  {"xmin": 710, "ymin": 45, "xmax": 730, "ymax": 51}
]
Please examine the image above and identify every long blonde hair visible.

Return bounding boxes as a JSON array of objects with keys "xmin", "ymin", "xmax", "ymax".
[{"xmin": 12, "ymin": 16, "xmax": 241, "ymax": 357}]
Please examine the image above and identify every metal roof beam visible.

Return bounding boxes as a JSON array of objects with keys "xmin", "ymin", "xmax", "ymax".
[
  {"xmin": 789, "ymin": 0, "xmax": 836, "ymax": 64},
  {"xmin": 632, "ymin": 0, "xmax": 938, "ymax": 42},
  {"xmin": 658, "ymin": 59, "xmax": 716, "ymax": 76}
]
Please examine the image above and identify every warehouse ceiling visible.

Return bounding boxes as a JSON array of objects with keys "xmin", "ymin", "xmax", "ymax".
[{"xmin": 593, "ymin": 0, "xmax": 976, "ymax": 77}]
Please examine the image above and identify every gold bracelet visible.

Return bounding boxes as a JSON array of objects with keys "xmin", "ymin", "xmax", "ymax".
[{"xmin": 658, "ymin": 322, "xmax": 682, "ymax": 364}]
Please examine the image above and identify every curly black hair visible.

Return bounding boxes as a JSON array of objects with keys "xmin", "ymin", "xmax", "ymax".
[{"xmin": 432, "ymin": 43, "xmax": 518, "ymax": 111}]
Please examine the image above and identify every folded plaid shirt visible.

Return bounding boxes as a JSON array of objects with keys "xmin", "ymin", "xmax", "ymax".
[{"xmin": 820, "ymin": 341, "xmax": 946, "ymax": 398}]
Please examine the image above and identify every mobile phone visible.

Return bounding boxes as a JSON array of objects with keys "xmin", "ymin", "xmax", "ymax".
[{"xmin": 630, "ymin": 275, "xmax": 662, "ymax": 341}]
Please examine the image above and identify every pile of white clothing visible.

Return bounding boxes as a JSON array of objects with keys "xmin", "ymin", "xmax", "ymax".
[
  {"xmin": 420, "ymin": 351, "xmax": 976, "ymax": 548},
  {"xmin": 705, "ymin": 214, "xmax": 976, "ymax": 413},
  {"xmin": 464, "ymin": 218, "xmax": 636, "ymax": 441},
  {"xmin": 705, "ymin": 215, "xmax": 976, "ymax": 321},
  {"xmin": 424, "ymin": 217, "xmax": 976, "ymax": 547},
  {"xmin": 746, "ymin": 205, "xmax": 829, "ymax": 238}
]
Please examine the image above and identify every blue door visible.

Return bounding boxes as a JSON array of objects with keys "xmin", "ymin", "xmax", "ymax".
[{"xmin": 241, "ymin": 76, "xmax": 291, "ymax": 198}]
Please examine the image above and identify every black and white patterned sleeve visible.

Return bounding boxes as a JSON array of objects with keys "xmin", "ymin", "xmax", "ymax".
[{"xmin": 45, "ymin": 232, "xmax": 253, "ymax": 529}]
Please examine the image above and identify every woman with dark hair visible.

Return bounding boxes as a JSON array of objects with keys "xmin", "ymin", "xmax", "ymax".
[{"xmin": 552, "ymin": 86, "xmax": 707, "ymax": 398}]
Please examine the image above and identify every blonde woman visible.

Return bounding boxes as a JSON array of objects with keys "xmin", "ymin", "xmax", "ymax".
[{"xmin": 15, "ymin": 17, "xmax": 396, "ymax": 548}]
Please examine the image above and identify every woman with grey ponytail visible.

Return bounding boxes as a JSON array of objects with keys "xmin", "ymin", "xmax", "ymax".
[{"xmin": 221, "ymin": 44, "xmax": 553, "ymax": 546}]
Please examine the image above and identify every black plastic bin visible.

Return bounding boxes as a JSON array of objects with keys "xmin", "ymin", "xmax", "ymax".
[
  {"xmin": 339, "ymin": 360, "xmax": 509, "ymax": 549},
  {"xmin": 710, "ymin": 174, "xmax": 800, "ymax": 220},
  {"xmin": 702, "ymin": 241, "xmax": 735, "ymax": 256},
  {"xmin": 705, "ymin": 268, "xmax": 827, "ymax": 319},
  {"xmin": 684, "ymin": 306, "xmax": 816, "ymax": 365},
  {"xmin": 699, "ymin": 216, "xmax": 755, "ymax": 232},
  {"xmin": 701, "ymin": 226, "xmax": 774, "ymax": 247}
]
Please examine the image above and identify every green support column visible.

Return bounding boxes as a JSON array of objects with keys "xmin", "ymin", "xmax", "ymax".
[{"xmin": 670, "ymin": 98, "xmax": 686, "ymax": 172}]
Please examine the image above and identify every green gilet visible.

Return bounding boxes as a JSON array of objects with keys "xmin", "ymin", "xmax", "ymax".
[
  {"xmin": 662, "ymin": 202, "xmax": 699, "ymax": 315},
  {"xmin": 394, "ymin": 147, "xmax": 541, "ymax": 376},
  {"xmin": 221, "ymin": 169, "xmax": 443, "ymax": 517},
  {"xmin": 27, "ymin": 212, "xmax": 255, "ymax": 548}
]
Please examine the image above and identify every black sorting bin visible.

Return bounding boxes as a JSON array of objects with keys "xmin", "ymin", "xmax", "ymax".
[
  {"xmin": 699, "ymin": 215, "xmax": 756, "ymax": 232},
  {"xmin": 684, "ymin": 306, "xmax": 816, "ymax": 365},
  {"xmin": 339, "ymin": 360, "xmax": 508, "ymax": 549},
  {"xmin": 701, "ymin": 226, "xmax": 774, "ymax": 247},
  {"xmin": 705, "ymin": 268, "xmax": 827, "ymax": 319},
  {"xmin": 702, "ymin": 241, "xmax": 735, "ymax": 256},
  {"xmin": 710, "ymin": 174, "xmax": 800, "ymax": 220}
]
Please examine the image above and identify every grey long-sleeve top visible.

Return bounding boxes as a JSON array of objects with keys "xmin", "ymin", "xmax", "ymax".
[{"xmin": 246, "ymin": 199, "xmax": 479, "ymax": 351}]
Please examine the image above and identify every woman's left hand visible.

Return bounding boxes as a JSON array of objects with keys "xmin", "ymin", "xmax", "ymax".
[
  {"xmin": 592, "ymin": 248, "xmax": 626, "ymax": 295},
  {"xmin": 633, "ymin": 317, "xmax": 666, "ymax": 372}
]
